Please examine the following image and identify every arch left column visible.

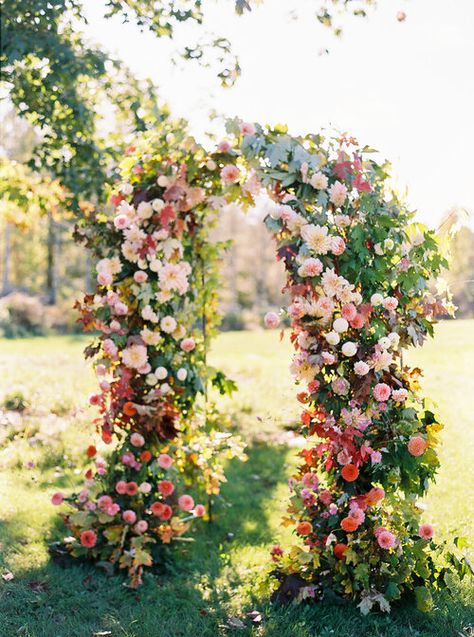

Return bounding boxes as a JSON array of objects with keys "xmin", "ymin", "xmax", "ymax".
[{"xmin": 51, "ymin": 122, "xmax": 244, "ymax": 587}]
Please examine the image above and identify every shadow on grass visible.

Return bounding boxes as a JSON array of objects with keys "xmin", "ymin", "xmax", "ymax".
[{"xmin": 0, "ymin": 442, "xmax": 290, "ymax": 637}]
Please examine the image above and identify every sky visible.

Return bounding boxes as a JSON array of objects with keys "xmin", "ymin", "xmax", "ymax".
[{"xmin": 82, "ymin": 0, "xmax": 474, "ymax": 229}]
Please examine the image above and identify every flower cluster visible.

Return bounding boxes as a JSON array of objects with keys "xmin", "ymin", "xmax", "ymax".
[
  {"xmin": 54, "ymin": 122, "xmax": 244, "ymax": 587},
  {"xmin": 208, "ymin": 120, "xmax": 461, "ymax": 612}
]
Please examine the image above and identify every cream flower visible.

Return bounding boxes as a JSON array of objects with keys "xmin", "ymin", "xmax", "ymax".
[
  {"xmin": 310, "ymin": 172, "xmax": 328, "ymax": 190},
  {"xmin": 300, "ymin": 224, "xmax": 332, "ymax": 255},
  {"xmin": 160, "ymin": 316, "xmax": 177, "ymax": 333},
  {"xmin": 122, "ymin": 344, "xmax": 148, "ymax": 370}
]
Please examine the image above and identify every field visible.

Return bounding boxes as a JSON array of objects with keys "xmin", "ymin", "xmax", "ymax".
[{"xmin": 0, "ymin": 321, "xmax": 473, "ymax": 637}]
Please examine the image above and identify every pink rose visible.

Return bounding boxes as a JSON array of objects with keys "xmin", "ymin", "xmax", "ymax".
[
  {"xmin": 115, "ymin": 480, "xmax": 127, "ymax": 494},
  {"xmin": 383, "ymin": 296, "xmax": 398, "ymax": 311},
  {"xmin": 130, "ymin": 432, "xmax": 145, "ymax": 447},
  {"xmin": 158, "ymin": 453, "xmax": 173, "ymax": 470},
  {"xmin": 114, "ymin": 214, "xmax": 130, "ymax": 230},
  {"xmin": 194, "ymin": 504, "xmax": 206, "ymax": 517},
  {"xmin": 123, "ymin": 510, "xmax": 137, "ymax": 524},
  {"xmin": 97, "ymin": 272, "xmax": 112, "ymax": 286},
  {"xmin": 373, "ymin": 383, "xmax": 391, "ymax": 402},
  {"xmin": 377, "ymin": 530, "xmax": 396, "ymax": 549},
  {"xmin": 180, "ymin": 338, "xmax": 196, "ymax": 352},
  {"xmin": 220, "ymin": 164, "xmax": 240, "ymax": 184},
  {"xmin": 341, "ymin": 303, "xmax": 357, "ymax": 321},
  {"xmin": 51, "ymin": 492, "xmax": 64, "ymax": 506},
  {"xmin": 133, "ymin": 271, "xmax": 148, "ymax": 283},
  {"xmin": 330, "ymin": 236, "xmax": 346, "ymax": 255},
  {"xmin": 240, "ymin": 122, "xmax": 256, "ymax": 136},
  {"xmin": 392, "ymin": 388, "xmax": 408, "ymax": 402},
  {"xmin": 178, "ymin": 494, "xmax": 195, "ymax": 511},
  {"xmin": 135, "ymin": 520, "xmax": 148, "ymax": 534},
  {"xmin": 419, "ymin": 523, "xmax": 434, "ymax": 540},
  {"xmin": 264, "ymin": 312, "xmax": 280, "ymax": 328},
  {"xmin": 217, "ymin": 140, "xmax": 232, "ymax": 152}
]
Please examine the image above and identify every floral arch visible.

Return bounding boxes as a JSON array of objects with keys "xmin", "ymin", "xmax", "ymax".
[{"xmin": 53, "ymin": 117, "xmax": 464, "ymax": 610}]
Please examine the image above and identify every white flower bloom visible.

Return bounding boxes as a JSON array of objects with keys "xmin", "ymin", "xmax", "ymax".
[
  {"xmin": 374, "ymin": 243, "xmax": 384, "ymax": 255},
  {"xmin": 378, "ymin": 337, "xmax": 392, "ymax": 350},
  {"xmin": 157, "ymin": 175, "xmax": 169, "ymax": 187},
  {"xmin": 388, "ymin": 332, "xmax": 400, "ymax": 347},
  {"xmin": 384, "ymin": 238, "xmax": 394, "ymax": 250},
  {"xmin": 155, "ymin": 366, "xmax": 168, "ymax": 380},
  {"xmin": 146, "ymin": 373, "xmax": 158, "ymax": 386},
  {"xmin": 333, "ymin": 318, "xmax": 349, "ymax": 333},
  {"xmin": 120, "ymin": 183, "xmax": 133, "ymax": 195},
  {"xmin": 371, "ymin": 293, "xmax": 384, "ymax": 306},
  {"xmin": 152, "ymin": 198, "xmax": 164, "ymax": 211},
  {"xmin": 177, "ymin": 368, "xmax": 187, "ymax": 381},
  {"xmin": 137, "ymin": 201, "xmax": 154, "ymax": 220},
  {"xmin": 160, "ymin": 382, "xmax": 171, "ymax": 394},
  {"xmin": 325, "ymin": 331, "xmax": 340, "ymax": 346},
  {"xmin": 342, "ymin": 341, "xmax": 358, "ymax": 357}
]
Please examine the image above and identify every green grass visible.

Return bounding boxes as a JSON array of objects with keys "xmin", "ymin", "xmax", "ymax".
[{"xmin": 0, "ymin": 322, "xmax": 473, "ymax": 636}]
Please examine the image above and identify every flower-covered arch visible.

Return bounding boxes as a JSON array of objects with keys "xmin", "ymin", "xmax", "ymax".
[
  {"xmin": 54, "ymin": 117, "xmax": 465, "ymax": 608},
  {"xmin": 217, "ymin": 120, "xmax": 463, "ymax": 612}
]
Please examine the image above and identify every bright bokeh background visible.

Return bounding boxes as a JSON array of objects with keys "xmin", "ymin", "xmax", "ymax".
[{"xmin": 82, "ymin": 0, "xmax": 474, "ymax": 229}]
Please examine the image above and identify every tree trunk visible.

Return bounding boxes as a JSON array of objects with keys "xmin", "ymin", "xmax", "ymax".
[
  {"xmin": 45, "ymin": 212, "xmax": 56, "ymax": 305},
  {"xmin": 1, "ymin": 222, "xmax": 12, "ymax": 296}
]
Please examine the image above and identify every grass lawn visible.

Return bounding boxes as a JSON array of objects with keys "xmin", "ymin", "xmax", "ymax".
[{"xmin": 0, "ymin": 321, "xmax": 473, "ymax": 637}]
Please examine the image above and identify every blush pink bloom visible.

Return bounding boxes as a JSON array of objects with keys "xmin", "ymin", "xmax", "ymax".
[
  {"xmin": 158, "ymin": 453, "xmax": 173, "ymax": 469},
  {"xmin": 383, "ymin": 296, "xmax": 399, "ymax": 311},
  {"xmin": 370, "ymin": 450, "xmax": 382, "ymax": 464},
  {"xmin": 115, "ymin": 480, "xmax": 127, "ymax": 494},
  {"xmin": 220, "ymin": 164, "xmax": 240, "ymax": 184},
  {"xmin": 194, "ymin": 504, "xmax": 206, "ymax": 517},
  {"xmin": 341, "ymin": 303, "xmax": 357, "ymax": 321},
  {"xmin": 408, "ymin": 436, "xmax": 427, "ymax": 456},
  {"xmin": 180, "ymin": 337, "xmax": 196, "ymax": 352},
  {"xmin": 130, "ymin": 432, "xmax": 145, "ymax": 447},
  {"xmin": 264, "ymin": 311, "xmax": 280, "ymax": 328},
  {"xmin": 51, "ymin": 492, "xmax": 64, "ymax": 506},
  {"xmin": 330, "ymin": 236, "xmax": 346, "ymax": 255},
  {"xmin": 139, "ymin": 482, "xmax": 152, "ymax": 494},
  {"xmin": 97, "ymin": 272, "xmax": 112, "ymax": 286},
  {"xmin": 217, "ymin": 140, "xmax": 232, "ymax": 152},
  {"xmin": 135, "ymin": 520, "xmax": 148, "ymax": 534},
  {"xmin": 98, "ymin": 495, "xmax": 113, "ymax": 510},
  {"xmin": 301, "ymin": 472, "xmax": 319, "ymax": 490},
  {"xmin": 377, "ymin": 530, "xmax": 396, "ymax": 549},
  {"xmin": 178, "ymin": 494, "xmax": 195, "ymax": 511},
  {"xmin": 114, "ymin": 301, "xmax": 128, "ymax": 316},
  {"xmin": 298, "ymin": 258, "xmax": 323, "ymax": 278},
  {"xmin": 114, "ymin": 214, "xmax": 130, "ymax": 230},
  {"xmin": 373, "ymin": 383, "xmax": 391, "ymax": 402},
  {"xmin": 133, "ymin": 271, "xmax": 148, "ymax": 283},
  {"xmin": 80, "ymin": 530, "xmax": 97, "ymax": 548},
  {"xmin": 240, "ymin": 121, "xmax": 256, "ymax": 136},
  {"xmin": 103, "ymin": 338, "xmax": 118, "ymax": 357},
  {"xmin": 123, "ymin": 510, "xmax": 137, "ymax": 524},
  {"xmin": 419, "ymin": 523, "xmax": 434, "ymax": 540}
]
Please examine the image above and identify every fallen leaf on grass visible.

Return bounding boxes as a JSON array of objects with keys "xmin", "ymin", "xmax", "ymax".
[
  {"xmin": 92, "ymin": 632, "xmax": 112, "ymax": 636},
  {"xmin": 82, "ymin": 575, "xmax": 93, "ymax": 589},
  {"xmin": 27, "ymin": 580, "xmax": 49, "ymax": 593},
  {"xmin": 1, "ymin": 571, "xmax": 14, "ymax": 581},
  {"xmin": 226, "ymin": 617, "xmax": 246, "ymax": 629},
  {"xmin": 246, "ymin": 610, "xmax": 263, "ymax": 623}
]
